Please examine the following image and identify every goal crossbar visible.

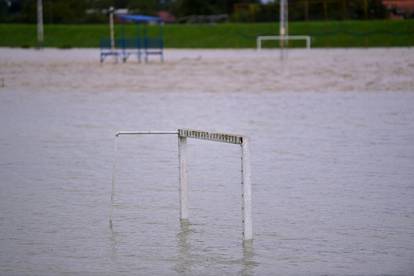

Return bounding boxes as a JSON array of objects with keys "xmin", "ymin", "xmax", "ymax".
[
  {"xmin": 257, "ymin": 35, "xmax": 311, "ymax": 50},
  {"xmin": 111, "ymin": 128, "xmax": 253, "ymax": 242},
  {"xmin": 178, "ymin": 129, "xmax": 243, "ymax": 144}
]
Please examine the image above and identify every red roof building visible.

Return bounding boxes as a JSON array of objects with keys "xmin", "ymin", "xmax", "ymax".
[{"xmin": 382, "ymin": 0, "xmax": 414, "ymax": 17}]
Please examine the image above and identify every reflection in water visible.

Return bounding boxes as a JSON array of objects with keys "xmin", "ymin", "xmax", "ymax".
[
  {"xmin": 109, "ymin": 177, "xmax": 117, "ymax": 261},
  {"xmin": 241, "ymin": 240, "xmax": 256, "ymax": 276},
  {"xmin": 109, "ymin": 219, "xmax": 119, "ymax": 262},
  {"xmin": 175, "ymin": 219, "xmax": 192, "ymax": 274},
  {"xmin": 175, "ymin": 219, "xmax": 257, "ymax": 275}
]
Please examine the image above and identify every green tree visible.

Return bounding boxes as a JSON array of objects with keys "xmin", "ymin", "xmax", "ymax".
[
  {"xmin": 127, "ymin": 0, "xmax": 158, "ymax": 14},
  {"xmin": 172, "ymin": 0, "xmax": 260, "ymax": 16}
]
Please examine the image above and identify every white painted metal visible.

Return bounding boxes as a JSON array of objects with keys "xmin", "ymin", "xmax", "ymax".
[
  {"xmin": 111, "ymin": 137, "xmax": 118, "ymax": 200},
  {"xmin": 116, "ymin": 131, "xmax": 178, "ymax": 137},
  {"xmin": 109, "ymin": 6, "xmax": 115, "ymax": 51},
  {"xmin": 111, "ymin": 129, "xmax": 253, "ymax": 242},
  {"xmin": 280, "ymin": 0, "xmax": 288, "ymax": 48},
  {"xmin": 257, "ymin": 35, "xmax": 311, "ymax": 50},
  {"xmin": 178, "ymin": 129, "xmax": 253, "ymax": 241},
  {"xmin": 178, "ymin": 129, "xmax": 243, "ymax": 145},
  {"xmin": 178, "ymin": 136, "xmax": 189, "ymax": 220},
  {"xmin": 37, "ymin": 0, "xmax": 44, "ymax": 48},
  {"xmin": 110, "ymin": 136, "xmax": 118, "ymax": 229},
  {"xmin": 241, "ymin": 138, "xmax": 253, "ymax": 241}
]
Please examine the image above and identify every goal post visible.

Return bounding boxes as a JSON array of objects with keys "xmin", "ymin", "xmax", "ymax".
[
  {"xmin": 257, "ymin": 35, "xmax": 311, "ymax": 51},
  {"xmin": 111, "ymin": 129, "xmax": 253, "ymax": 242}
]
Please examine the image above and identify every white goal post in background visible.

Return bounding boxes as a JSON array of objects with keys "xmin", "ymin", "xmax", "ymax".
[
  {"xmin": 257, "ymin": 35, "xmax": 312, "ymax": 51},
  {"xmin": 111, "ymin": 129, "xmax": 253, "ymax": 242}
]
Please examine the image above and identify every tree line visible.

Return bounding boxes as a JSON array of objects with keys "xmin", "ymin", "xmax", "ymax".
[{"xmin": 0, "ymin": 0, "xmax": 387, "ymax": 23}]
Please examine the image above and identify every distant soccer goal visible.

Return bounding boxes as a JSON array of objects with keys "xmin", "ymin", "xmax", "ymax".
[
  {"xmin": 111, "ymin": 129, "xmax": 253, "ymax": 242},
  {"xmin": 256, "ymin": 0, "xmax": 311, "ymax": 52},
  {"xmin": 256, "ymin": 35, "xmax": 312, "ymax": 51}
]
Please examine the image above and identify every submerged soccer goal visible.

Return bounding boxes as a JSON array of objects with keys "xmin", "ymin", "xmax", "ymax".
[{"xmin": 111, "ymin": 129, "xmax": 253, "ymax": 242}]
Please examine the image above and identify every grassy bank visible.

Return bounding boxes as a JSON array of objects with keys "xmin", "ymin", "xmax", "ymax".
[{"xmin": 1, "ymin": 20, "xmax": 413, "ymax": 48}]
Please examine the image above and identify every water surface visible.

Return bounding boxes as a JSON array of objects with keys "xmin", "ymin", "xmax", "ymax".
[{"xmin": 0, "ymin": 89, "xmax": 413, "ymax": 275}]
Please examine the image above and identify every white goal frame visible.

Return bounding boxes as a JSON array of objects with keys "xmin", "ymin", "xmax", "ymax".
[
  {"xmin": 257, "ymin": 35, "xmax": 311, "ymax": 51},
  {"xmin": 111, "ymin": 129, "xmax": 253, "ymax": 242}
]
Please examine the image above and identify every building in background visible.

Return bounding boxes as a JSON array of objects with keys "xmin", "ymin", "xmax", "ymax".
[{"xmin": 383, "ymin": 0, "xmax": 414, "ymax": 18}]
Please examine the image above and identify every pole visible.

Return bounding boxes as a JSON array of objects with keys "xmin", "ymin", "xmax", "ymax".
[
  {"xmin": 110, "ymin": 136, "xmax": 118, "ymax": 229},
  {"xmin": 37, "ymin": 0, "xmax": 44, "ymax": 48},
  {"xmin": 241, "ymin": 137, "xmax": 253, "ymax": 241},
  {"xmin": 363, "ymin": 0, "xmax": 368, "ymax": 19},
  {"xmin": 279, "ymin": 0, "xmax": 288, "ymax": 48},
  {"xmin": 109, "ymin": 6, "xmax": 115, "ymax": 51},
  {"xmin": 178, "ymin": 136, "xmax": 189, "ymax": 220},
  {"xmin": 304, "ymin": 0, "xmax": 309, "ymax": 21}
]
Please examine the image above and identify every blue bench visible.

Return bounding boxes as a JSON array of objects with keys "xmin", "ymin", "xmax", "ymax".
[
  {"xmin": 100, "ymin": 37, "xmax": 163, "ymax": 63},
  {"xmin": 99, "ymin": 38, "xmax": 120, "ymax": 63},
  {"xmin": 100, "ymin": 14, "xmax": 164, "ymax": 64}
]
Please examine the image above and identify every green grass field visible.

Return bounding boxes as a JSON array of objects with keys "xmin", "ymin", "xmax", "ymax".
[{"xmin": 0, "ymin": 20, "xmax": 413, "ymax": 48}]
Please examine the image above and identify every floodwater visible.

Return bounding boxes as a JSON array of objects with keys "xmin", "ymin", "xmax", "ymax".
[{"xmin": 0, "ymin": 89, "xmax": 413, "ymax": 275}]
